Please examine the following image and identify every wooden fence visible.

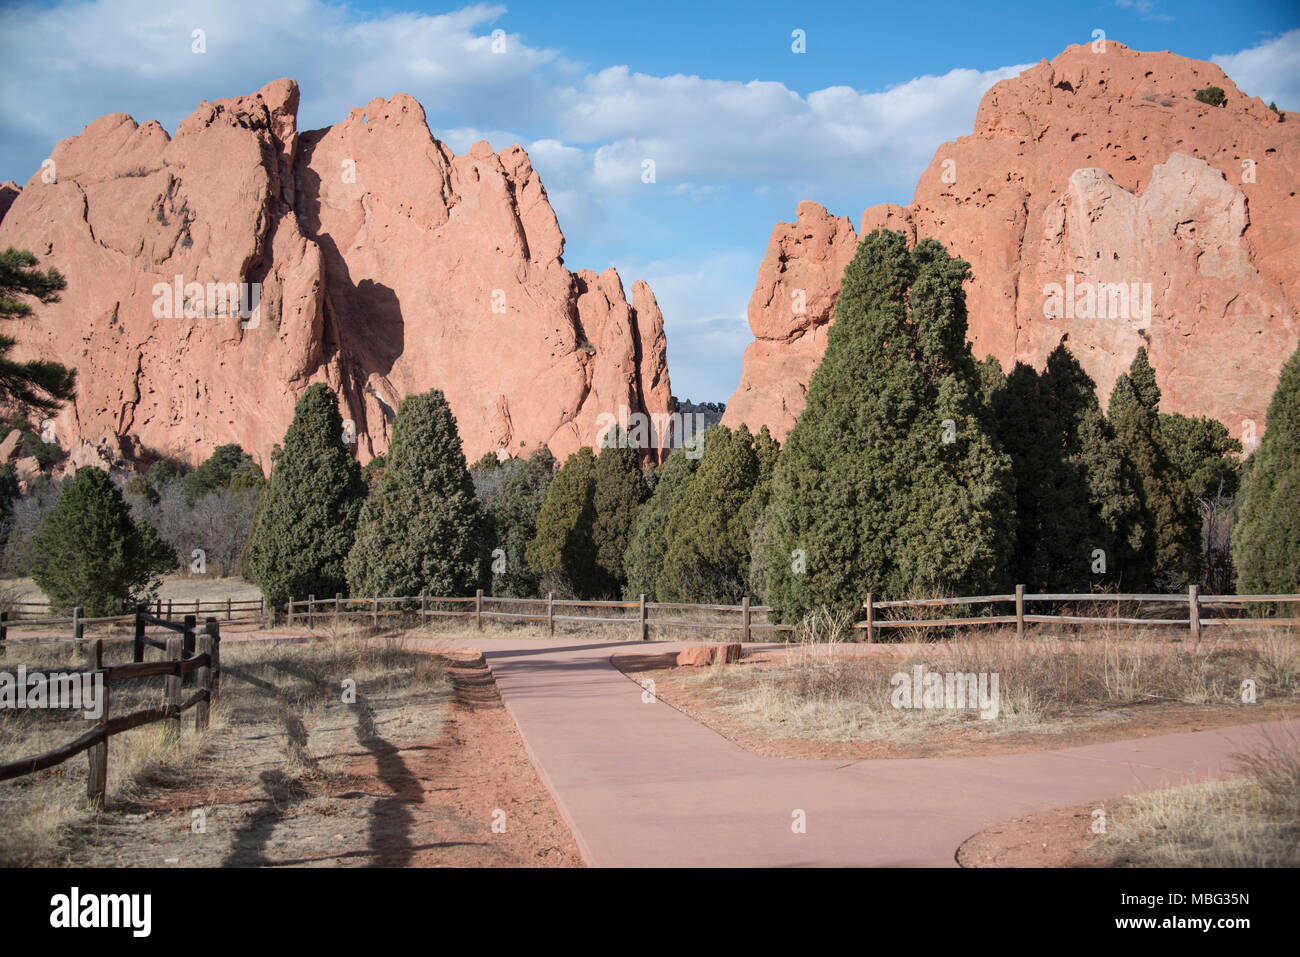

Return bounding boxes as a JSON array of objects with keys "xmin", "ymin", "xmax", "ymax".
[
  {"xmin": 2, "ymin": 595, "xmax": 263, "ymax": 623},
  {"xmin": 0, "ymin": 609, "xmax": 221, "ymax": 806},
  {"xmin": 285, "ymin": 586, "xmax": 1300, "ymax": 644}
]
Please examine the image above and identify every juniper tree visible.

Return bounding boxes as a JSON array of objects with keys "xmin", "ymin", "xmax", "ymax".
[
  {"xmin": 32, "ymin": 466, "xmax": 177, "ymax": 616},
  {"xmin": 245, "ymin": 383, "xmax": 366, "ymax": 605},
  {"xmin": 1159, "ymin": 413, "xmax": 1242, "ymax": 501},
  {"xmin": 345, "ymin": 390, "xmax": 486, "ymax": 598},
  {"xmin": 525, "ymin": 446, "xmax": 599, "ymax": 597},
  {"xmin": 622, "ymin": 443, "xmax": 700, "ymax": 599},
  {"xmin": 484, "ymin": 448, "xmax": 555, "ymax": 598},
  {"xmin": 1107, "ymin": 348, "xmax": 1202, "ymax": 589},
  {"xmin": 591, "ymin": 430, "xmax": 647, "ymax": 595},
  {"xmin": 761, "ymin": 230, "xmax": 1015, "ymax": 620},
  {"xmin": 657, "ymin": 425, "xmax": 760, "ymax": 603},
  {"xmin": 990, "ymin": 345, "xmax": 1145, "ymax": 591},
  {"xmin": 1232, "ymin": 344, "xmax": 1300, "ymax": 593}
]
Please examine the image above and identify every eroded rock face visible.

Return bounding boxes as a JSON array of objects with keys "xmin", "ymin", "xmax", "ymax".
[
  {"xmin": 0, "ymin": 80, "xmax": 672, "ymax": 472},
  {"xmin": 723, "ymin": 43, "xmax": 1299, "ymax": 443}
]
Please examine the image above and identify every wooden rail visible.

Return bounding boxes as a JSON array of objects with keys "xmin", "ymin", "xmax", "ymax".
[
  {"xmin": 0, "ymin": 609, "xmax": 221, "ymax": 806},
  {"xmin": 283, "ymin": 586, "xmax": 1300, "ymax": 644}
]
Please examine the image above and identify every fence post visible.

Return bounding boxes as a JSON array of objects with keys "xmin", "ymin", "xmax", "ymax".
[
  {"xmin": 195, "ymin": 630, "xmax": 212, "ymax": 732},
  {"xmin": 865, "ymin": 593, "xmax": 875, "ymax": 644},
  {"xmin": 86, "ymin": 671, "xmax": 109, "ymax": 808},
  {"xmin": 226, "ymin": 596, "xmax": 232, "ymax": 622},
  {"xmin": 195, "ymin": 598, "xmax": 200, "ymax": 617},
  {"xmin": 183, "ymin": 614, "xmax": 197, "ymax": 658},
  {"xmin": 741, "ymin": 596, "xmax": 751, "ymax": 643},
  {"xmin": 547, "ymin": 592, "xmax": 554, "ymax": 637},
  {"xmin": 1015, "ymin": 584, "xmax": 1026, "ymax": 639},
  {"xmin": 372, "ymin": 594, "xmax": 379, "ymax": 628},
  {"xmin": 308, "ymin": 594, "xmax": 315, "ymax": 631},
  {"xmin": 133, "ymin": 608, "xmax": 145, "ymax": 662},
  {"xmin": 73, "ymin": 606, "xmax": 84, "ymax": 655},
  {"xmin": 420, "ymin": 590, "xmax": 427, "ymax": 628},
  {"xmin": 475, "ymin": 588, "xmax": 483, "ymax": 631},
  {"xmin": 166, "ymin": 599, "xmax": 172, "ymax": 620},
  {"xmin": 335, "ymin": 593, "xmax": 342, "ymax": 624},
  {"xmin": 639, "ymin": 594, "xmax": 647, "ymax": 641},
  {"xmin": 1189, "ymin": 585, "xmax": 1201, "ymax": 644},
  {"xmin": 164, "ymin": 637, "xmax": 182, "ymax": 738},
  {"xmin": 0, "ymin": 610, "xmax": 7, "ymax": 659},
  {"xmin": 205, "ymin": 618, "xmax": 221, "ymax": 696},
  {"xmin": 287, "ymin": 596, "xmax": 294, "ymax": 628}
]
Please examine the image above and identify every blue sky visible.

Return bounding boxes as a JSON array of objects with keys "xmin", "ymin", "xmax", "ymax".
[{"xmin": 2, "ymin": 0, "xmax": 1298, "ymax": 401}]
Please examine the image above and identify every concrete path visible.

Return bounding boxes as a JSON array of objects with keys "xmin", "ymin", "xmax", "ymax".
[{"xmin": 405, "ymin": 635, "xmax": 1294, "ymax": 867}]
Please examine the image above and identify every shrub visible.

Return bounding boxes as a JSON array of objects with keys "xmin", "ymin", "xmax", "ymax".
[{"xmin": 1195, "ymin": 86, "xmax": 1227, "ymax": 107}]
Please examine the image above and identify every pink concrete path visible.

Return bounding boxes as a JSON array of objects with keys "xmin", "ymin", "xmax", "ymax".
[{"xmin": 414, "ymin": 635, "xmax": 1294, "ymax": 867}]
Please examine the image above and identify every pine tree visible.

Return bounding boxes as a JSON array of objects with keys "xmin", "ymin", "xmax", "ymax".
[
  {"xmin": 0, "ymin": 248, "xmax": 77, "ymax": 415},
  {"xmin": 658, "ymin": 425, "xmax": 760, "ymax": 603},
  {"xmin": 1108, "ymin": 348, "xmax": 1202, "ymax": 589},
  {"xmin": 32, "ymin": 466, "xmax": 177, "ymax": 615},
  {"xmin": 761, "ymin": 230, "xmax": 1015, "ymax": 620},
  {"xmin": 1232, "ymin": 345, "xmax": 1300, "ymax": 593},
  {"xmin": 245, "ymin": 383, "xmax": 366, "ymax": 605},
  {"xmin": 346, "ymin": 390, "xmax": 486, "ymax": 598},
  {"xmin": 622, "ymin": 444, "xmax": 700, "ymax": 599},
  {"xmin": 484, "ymin": 448, "xmax": 555, "ymax": 598},
  {"xmin": 525, "ymin": 446, "xmax": 599, "ymax": 597}
]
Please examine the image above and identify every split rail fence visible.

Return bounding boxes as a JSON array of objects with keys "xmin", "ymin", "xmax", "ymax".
[
  {"xmin": 285, "ymin": 585, "xmax": 1300, "ymax": 644},
  {"xmin": 0, "ymin": 608, "xmax": 221, "ymax": 806}
]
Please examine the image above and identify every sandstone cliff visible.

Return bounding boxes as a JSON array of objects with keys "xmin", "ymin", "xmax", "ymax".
[
  {"xmin": 723, "ymin": 43, "xmax": 1299, "ymax": 445},
  {"xmin": 0, "ymin": 79, "xmax": 673, "ymax": 473}
]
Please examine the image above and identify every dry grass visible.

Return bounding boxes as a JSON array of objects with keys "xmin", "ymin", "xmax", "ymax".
[
  {"xmin": 0, "ymin": 629, "xmax": 448, "ymax": 866},
  {"xmin": 1092, "ymin": 727, "xmax": 1300, "ymax": 867},
  {"xmin": 685, "ymin": 616, "xmax": 1300, "ymax": 745}
]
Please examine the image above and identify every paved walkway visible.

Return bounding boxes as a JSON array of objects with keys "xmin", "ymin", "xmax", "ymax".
[{"xmin": 396, "ymin": 635, "xmax": 1297, "ymax": 867}]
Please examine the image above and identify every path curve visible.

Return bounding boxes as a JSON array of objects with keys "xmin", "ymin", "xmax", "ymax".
[{"xmin": 389, "ymin": 635, "xmax": 1297, "ymax": 867}]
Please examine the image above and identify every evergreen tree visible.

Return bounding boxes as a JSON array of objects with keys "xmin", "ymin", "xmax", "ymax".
[
  {"xmin": 761, "ymin": 230, "xmax": 1015, "ymax": 620},
  {"xmin": 659, "ymin": 425, "xmax": 761, "ymax": 603},
  {"xmin": 346, "ymin": 390, "xmax": 486, "ymax": 598},
  {"xmin": 525, "ymin": 446, "xmax": 599, "ymax": 597},
  {"xmin": 743, "ymin": 426, "xmax": 781, "ymax": 600},
  {"xmin": 484, "ymin": 448, "xmax": 555, "ymax": 597},
  {"xmin": 182, "ymin": 443, "xmax": 264, "ymax": 504},
  {"xmin": 1159, "ymin": 413, "xmax": 1242, "ymax": 501},
  {"xmin": 990, "ymin": 345, "xmax": 1145, "ymax": 591},
  {"xmin": 32, "ymin": 466, "xmax": 177, "ymax": 615},
  {"xmin": 0, "ymin": 248, "xmax": 77, "ymax": 415},
  {"xmin": 623, "ymin": 443, "xmax": 700, "ymax": 599},
  {"xmin": 1108, "ymin": 348, "xmax": 1202, "ymax": 588},
  {"xmin": 590, "ymin": 430, "xmax": 647, "ymax": 595},
  {"xmin": 245, "ymin": 383, "xmax": 366, "ymax": 605},
  {"xmin": 1232, "ymin": 345, "xmax": 1300, "ymax": 593}
]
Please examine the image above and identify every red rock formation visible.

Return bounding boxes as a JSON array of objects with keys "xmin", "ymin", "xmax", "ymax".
[
  {"xmin": 723, "ymin": 43, "xmax": 1299, "ymax": 445},
  {"xmin": 0, "ymin": 80, "xmax": 672, "ymax": 473},
  {"xmin": 0, "ymin": 181, "xmax": 19, "ymax": 223}
]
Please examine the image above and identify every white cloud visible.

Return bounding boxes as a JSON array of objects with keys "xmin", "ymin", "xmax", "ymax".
[{"xmin": 1213, "ymin": 29, "xmax": 1300, "ymax": 111}]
